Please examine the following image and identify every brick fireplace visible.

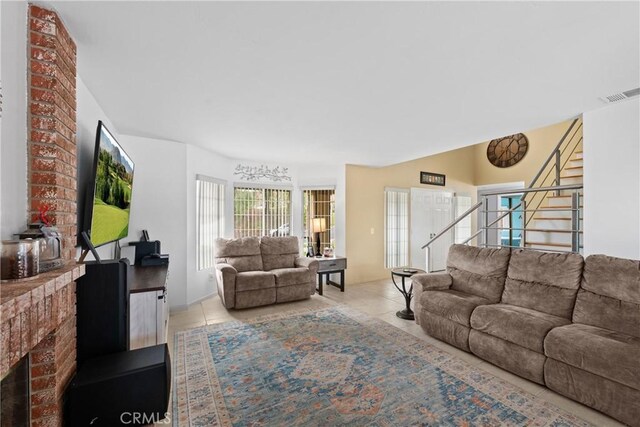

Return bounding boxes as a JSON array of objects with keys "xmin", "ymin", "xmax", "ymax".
[{"xmin": 0, "ymin": 4, "xmax": 82, "ymax": 426}]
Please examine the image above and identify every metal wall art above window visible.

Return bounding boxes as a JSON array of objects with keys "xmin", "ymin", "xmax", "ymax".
[{"xmin": 234, "ymin": 164, "xmax": 292, "ymax": 182}]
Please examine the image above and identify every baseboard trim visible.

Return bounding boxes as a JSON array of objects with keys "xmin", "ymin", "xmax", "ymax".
[{"xmin": 170, "ymin": 291, "xmax": 218, "ymax": 314}]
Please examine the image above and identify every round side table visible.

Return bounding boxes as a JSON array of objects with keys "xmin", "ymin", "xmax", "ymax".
[{"xmin": 391, "ymin": 268, "xmax": 426, "ymax": 320}]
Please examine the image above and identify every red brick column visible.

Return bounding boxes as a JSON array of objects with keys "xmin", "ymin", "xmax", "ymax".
[
  {"xmin": 24, "ymin": 5, "xmax": 79, "ymax": 425},
  {"xmin": 28, "ymin": 4, "xmax": 78, "ymax": 261},
  {"xmin": 30, "ymin": 312, "xmax": 76, "ymax": 427}
]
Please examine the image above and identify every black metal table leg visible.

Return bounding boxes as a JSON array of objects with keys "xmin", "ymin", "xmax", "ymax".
[{"xmin": 391, "ymin": 274, "xmax": 415, "ymax": 320}]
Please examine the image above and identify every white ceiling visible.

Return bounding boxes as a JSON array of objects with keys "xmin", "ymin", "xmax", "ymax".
[{"xmin": 51, "ymin": 1, "xmax": 639, "ymax": 166}]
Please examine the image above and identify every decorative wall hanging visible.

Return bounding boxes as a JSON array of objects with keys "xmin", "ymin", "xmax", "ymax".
[
  {"xmin": 420, "ymin": 171, "xmax": 446, "ymax": 186},
  {"xmin": 487, "ymin": 133, "xmax": 529, "ymax": 168},
  {"xmin": 233, "ymin": 164, "xmax": 292, "ymax": 182}
]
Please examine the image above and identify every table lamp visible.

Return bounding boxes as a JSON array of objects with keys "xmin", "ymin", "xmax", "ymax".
[{"xmin": 311, "ymin": 218, "xmax": 327, "ymax": 258}]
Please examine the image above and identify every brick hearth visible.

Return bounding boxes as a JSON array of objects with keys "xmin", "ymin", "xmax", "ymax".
[
  {"xmin": 1, "ymin": 264, "xmax": 84, "ymax": 425},
  {"xmin": 0, "ymin": 5, "xmax": 81, "ymax": 426}
]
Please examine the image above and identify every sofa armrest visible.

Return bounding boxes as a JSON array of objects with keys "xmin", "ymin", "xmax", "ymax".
[
  {"xmin": 296, "ymin": 257, "xmax": 319, "ymax": 295},
  {"xmin": 215, "ymin": 263, "xmax": 237, "ymax": 308},
  {"xmin": 412, "ymin": 272, "xmax": 452, "ymax": 291},
  {"xmin": 295, "ymin": 257, "xmax": 319, "ymax": 275},
  {"xmin": 411, "ymin": 272, "xmax": 452, "ymax": 325}
]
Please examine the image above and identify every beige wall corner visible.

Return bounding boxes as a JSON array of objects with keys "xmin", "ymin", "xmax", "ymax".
[{"xmin": 345, "ymin": 146, "xmax": 477, "ymax": 284}]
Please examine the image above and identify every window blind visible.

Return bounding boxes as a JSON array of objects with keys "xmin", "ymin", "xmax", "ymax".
[
  {"xmin": 384, "ymin": 188, "xmax": 409, "ymax": 268},
  {"xmin": 196, "ymin": 176, "xmax": 225, "ymax": 270},
  {"xmin": 234, "ymin": 186, "xmax": 291, "ymax": 238},
  {"xmin": 302, "ymin": 188, "xmax": 336, "ymax": 253}
]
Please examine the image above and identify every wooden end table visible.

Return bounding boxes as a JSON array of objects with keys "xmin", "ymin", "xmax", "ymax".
[
  {"xmin": 391, "ymin": 268, "xmax": 426, "ymax": 320},
  {"xmin": 316, "ymin": 256, "xmax": 347, "ymax": 296}
]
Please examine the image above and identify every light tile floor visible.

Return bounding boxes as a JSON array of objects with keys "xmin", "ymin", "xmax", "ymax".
[{"xmin": 166, "ymin": 278, "xmax": 624, "ymax": 427}]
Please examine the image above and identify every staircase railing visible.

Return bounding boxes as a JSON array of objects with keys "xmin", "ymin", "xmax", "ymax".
[
  {"xmin": 421, "ymin": 117, "xmax": 583, "ymax": 272},
  {"xmin": 523, "ymin": 118, "xmax": 582, "ymax": 227}
]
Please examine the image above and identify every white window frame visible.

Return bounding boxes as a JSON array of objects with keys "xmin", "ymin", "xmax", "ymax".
[
  {"xmin": 301, "ymin": 186, "xmax": 336, "ymax": 254},
  {"xmin": 196, "ymin": 175, "xmax": 226, "ymax": 271},
  {"xmin": 233, "ymin": 183, "xmax": 293, "ymax": 238},
  {"xmin": 384, "ymin": 187, "xmax": 410, "ymax": 269}
]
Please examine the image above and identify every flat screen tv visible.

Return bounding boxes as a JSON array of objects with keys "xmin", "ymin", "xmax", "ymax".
[{"xmin": 83, "ymin": 121, "xmax": 135, "ymax": 248}]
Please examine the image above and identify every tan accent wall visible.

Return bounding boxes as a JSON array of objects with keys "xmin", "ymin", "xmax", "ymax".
[
  {"xmin": 346, "ymin": 146, "xmax": 477, "ymax": 284},
  {"xmin": 473, "ymin": 119, "xmax": 579, "ymax": 187},
  {"xmin": 345, "ymin": 118, "xmax": 578, "ymax": 284}
]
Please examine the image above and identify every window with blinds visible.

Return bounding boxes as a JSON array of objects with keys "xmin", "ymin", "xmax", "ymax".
[
  {"xmin": 234, "ymin": 186, "xmax": 292, "ymax": 238},
  {"xmin": 302, "ymin": 189, "xmax": 335, "ymax": 253},
  {"xmin": 384, "ymin": 188, "xmax": 409, "ymax": 268},
  {"xmin": 196, "ymin": 175, "xmax": 225, "ymax": 270}
]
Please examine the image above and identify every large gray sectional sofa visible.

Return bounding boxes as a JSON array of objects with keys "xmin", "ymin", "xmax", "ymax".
[
  {"xmin": 214, "ymin": 236, "xmax": 318, "ymax": 309},
  {"xmin": 413, "ymin": 244, "xmax": 640, "ymax": 426}
]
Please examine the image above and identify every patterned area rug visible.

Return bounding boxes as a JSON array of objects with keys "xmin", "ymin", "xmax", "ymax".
[{"xmin": 173, "ymin": 306, "xmax": 592, "ymax": 427}]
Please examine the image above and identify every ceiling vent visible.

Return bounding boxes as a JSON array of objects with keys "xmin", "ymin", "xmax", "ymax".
[{"xmin": 600, "ymin": 87, "xmax": 640, "ymax": 104}]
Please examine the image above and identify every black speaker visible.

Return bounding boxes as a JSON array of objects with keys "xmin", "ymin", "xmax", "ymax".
[
  {"xmin": 128, "ymin": 240, "xmax": 161, "ymax": 265},
  {"xmin": 65, "ymin": 344, "xmax": 171, "ymax": 426},
  {"xmin": 76, "ymin": 259, "xmax": 130, "ymax": 365}
]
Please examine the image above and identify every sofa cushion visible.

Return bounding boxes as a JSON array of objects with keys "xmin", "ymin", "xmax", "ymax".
[
  {"xmin": 447, "ymin": 244, "xmax": 511, "ymax": 303},
  {"xmin": 235, "ymin": 271, "xmax": 276, "ymax": 292},
  {"xmin": 469, "ymin": 330, "xmax": 546, "ymax": 385},
  {"xmin": 545, "ymin": 323, "xmax": 640, "ymax": 390},
  {"xmin": 420, "ymin": 289, "xmax": 490, "ymax": 327},
  {"xmin": 471, "ymin": 304, "xmax": 570, "ymax": 353},
  {"xmin": 261, "ymin": 236, "xmax": 299, "ymax": 271},
  {"xmin": 544, "ymin": 358, "xmax": 640, "ymax": 427},
  {"xmin": 271, "ymin": 267, "xmax": 311, "ymax": 287},
  {"xmin": 502, "ymin": 249, "xmax": 583, "ymax": 319},
  {"xmin": 214, "ymin": 237, "xmax": 263, "ymax": 272},
  {"xmin": 573, "ymin": 255, "xmax": 640, "ymax": 338}
]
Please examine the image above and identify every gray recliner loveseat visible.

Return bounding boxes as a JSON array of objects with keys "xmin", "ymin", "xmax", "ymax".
[{"xmin": 214, "ymin": 236, "xmax": 318, "ymax": 309}]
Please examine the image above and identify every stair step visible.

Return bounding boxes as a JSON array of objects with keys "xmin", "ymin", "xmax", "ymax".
[
  {"xmin": 548, "ymin": 195, "xmax": 583, "ymax": 198},
  {"xmin": 526, "ymin": 231, "xmax": 575, "ymax": 245},
  {"xmin": 526, "ymin": 228, "xmax": 581, "ymax": 233},
  {"xmin": 525, "ymin": 241, "xmax": 572, "ymax": 248},
  {"xmin": 538, "ymin": 205, "xmax": 572, "ymax": 209},
  {"xmin": 560, "ymin": 177, "xmax": 583, "ymax": 185},
  {"xmin": 534, "ymin": 208, "xmax": 573, "ymax": 219},
  {"xmin": 565, "ymin": 166, "xmax": 583, "ymax": 170},
  {"xmin": 561, "ymin": 174, "xmax": 583, "ymax": 178},
  {"xmin": 546, "ymin": 197, "xmax": 583, "ymax": 208},
  {"xmin": 529, "ymin": 218, "xmax": 582, "ymax": 231},
  {"xmin": 533, "ymin": 217, "xmax": 577, "ymax": 221}
]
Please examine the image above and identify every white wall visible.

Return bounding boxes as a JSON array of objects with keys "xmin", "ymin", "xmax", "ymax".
[
  {"xmin": 583, "ymin": 99, "xmax": 640, "ymax": 259},
  {"xmin": 1, "ymin": 1, "xmax": 28, "ymax": 239},
  {"xmin": 119, "ymin": 135, "xmax": 188, "ymax": 308},
  {"xmin": 185, "ymin": 144, "xmax": 234, "ymax": 305},
  {"xmin": 76, "ymin": 76, "xmax": 122, "ymax": 260}
]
